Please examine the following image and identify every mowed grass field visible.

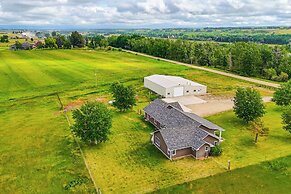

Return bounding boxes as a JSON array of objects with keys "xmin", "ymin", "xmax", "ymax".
[
  {"xmin": 80, "ymin": 102, "xmax": 291, "ymax": 193},
  {"xmin": 0, "ymin": 49, "xmax": 289, "ymax": 193},
  {"xmin": 154, "ymin": 155, "xmax": 291, "ymax": 194}
]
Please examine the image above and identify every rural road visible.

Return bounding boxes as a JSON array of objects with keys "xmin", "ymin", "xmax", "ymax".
[{"xmin": 123, "ymin": 49, "xmax": 280, "ymax": 89}]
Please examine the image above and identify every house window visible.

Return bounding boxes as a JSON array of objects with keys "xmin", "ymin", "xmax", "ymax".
[
  {"xmin": 214, "ymin": 141, "xmax": 218, "ymax": 145},
  {"xmin": 171, "ymin": 150, "xmax": 176, "ymax": 156},
  {"xmin": 155, "ymin": 136, "xmax": 160, "ymax": 147},
  {"xmin": 194, "ymin": 90, "xmax": 196, "ymax": 92},
  {"xmin": 186, "ymin": 90, "xmax": 189, "ymax": 93},
  {"xmin": 167, "ymin": 149, "xmax": 176, "ymax": 156},
  {"xmin": 167, "ymin": 93, "xmax": 170, "ymax": 95},
  {"xmin": 205, "ymin": 146, "xmax": 209, "ymax": 151}
]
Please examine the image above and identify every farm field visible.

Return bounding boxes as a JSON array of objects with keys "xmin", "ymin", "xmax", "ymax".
[
  {"xmin": 0, "ymin": 49, "xmax": 290, "ymax": 193},
  {"xmin": 0, "ymin": 49, "xmax": 273, "ymax": 102}
]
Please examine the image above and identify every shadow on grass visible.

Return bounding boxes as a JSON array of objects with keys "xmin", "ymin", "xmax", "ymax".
[
  {"xmin": 125, "ymin": 142, "xmax": 168, "ymax": 168},
  {"xmin": 269, "ymin": 133, "xmax": 291, "ymax": 142}
]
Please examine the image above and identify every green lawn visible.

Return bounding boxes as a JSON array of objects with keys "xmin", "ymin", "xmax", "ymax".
[
  {"xmin": 153, "ymin": 155, "xmax": 291, "ymax": 194},
  {"xmin": 0, "ymin": 98, "xmax": 96, "ymax": 193},
  {"xmin": 0, "ymin": 49, "xmax": 288, "ymax": 193},
  {"xmin": 80, "ymin": 102, "xmax": 291, "ymax": 193}
]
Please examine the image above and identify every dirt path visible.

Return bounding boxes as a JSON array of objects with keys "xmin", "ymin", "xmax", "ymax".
[
  {"xmin": 123, "ymin": 49, "xmax": 280, "ymax": 89},
  {"xmin": 186, "ymin": 96, "xmax": 273, "ymax": 117}
]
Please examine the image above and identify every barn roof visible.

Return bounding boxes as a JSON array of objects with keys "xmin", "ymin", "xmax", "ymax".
[{"xmin": 144, "ymin": 75, "xmax": 205, "ymax": 88}]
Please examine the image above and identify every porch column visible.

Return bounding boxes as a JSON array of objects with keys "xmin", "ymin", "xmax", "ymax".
[{"xmin": 219, "ymin": 131, "xmax": 222, "ymax": 140}]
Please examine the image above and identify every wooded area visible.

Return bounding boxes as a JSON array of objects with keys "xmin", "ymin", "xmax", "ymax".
[{"xmin": 107, "ymin": 35, "xmax": 291, "ymax": 82}]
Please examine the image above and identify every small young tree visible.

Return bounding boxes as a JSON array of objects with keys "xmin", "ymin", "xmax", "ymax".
[
  {"xmin": 71, "ymin": 102, "xmax": 112, "ymax": 144},
  {"xmin": 110, "ymin": 82, "xmax": 136, "ymax": 112},
  {"xmin": 233, "ymin": 87, "xmax": 265, "ymax": 123},
  {"xmin": 248, "ymin": 118, "xmax": 269, "ymax": 143},
  {"xmin": 273, "ymin": 80, "xmax": 291, "ymax": 106},
  {"xmin": 282, "ymin": 105, "xmax": 291, "ymax": 133}
]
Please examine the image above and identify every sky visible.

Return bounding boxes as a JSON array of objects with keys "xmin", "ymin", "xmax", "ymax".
[{"xmin": 0, "ymin": 0, "xmax": 290, "ymax": 29}]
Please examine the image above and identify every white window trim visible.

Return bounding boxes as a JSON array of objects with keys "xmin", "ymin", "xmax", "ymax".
[
  {"xmin": 205, "ymin": 146, "xmax": 209, "ymax": 151},
  {"xmin": 168, "ymin": 149, "xmax": 176, "ymax": 156},
  {"xmin": 172, "ymin": 150, "xmax": 176, "ymax": 156}
]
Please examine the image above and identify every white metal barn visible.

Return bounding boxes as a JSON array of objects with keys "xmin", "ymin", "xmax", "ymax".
[{"xmin": 144, "ymin": 75, "xmax": 207, "ymax": 97}]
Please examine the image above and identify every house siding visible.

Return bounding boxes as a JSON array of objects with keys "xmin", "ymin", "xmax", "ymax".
[
  {"xmin": 172, "ymin": 147, "xmax": 193, "ymax": 159},
  {"xmin": 153, "ymin": 132, "xmax": 169, "ymax": 158},
  {"xmin": 196, "ymin": 144, "xmax": 210, "ymax": 159},
  {"xmin": 204, "ymin": 135, "xmax": 220, "ymax": 145},
  {"xmin": 145, "ymin": 112, "xmax": 161, "ymax": 130}
]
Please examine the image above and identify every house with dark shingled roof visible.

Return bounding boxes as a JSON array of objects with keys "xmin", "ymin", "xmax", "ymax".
[{"xmin": 143, "ymin": 99, "xmax": 224, "ymax": 160}]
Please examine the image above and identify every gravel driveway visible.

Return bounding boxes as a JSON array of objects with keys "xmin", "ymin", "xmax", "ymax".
[{"xmin": 186, "ymin": 96, "xmax": 272, "ymax": 117}]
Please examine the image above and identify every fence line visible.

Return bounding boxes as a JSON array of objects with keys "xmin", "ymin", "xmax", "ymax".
[{"xmin": 56, "ymin": 94, "xmax": 101, "ymax": 194}]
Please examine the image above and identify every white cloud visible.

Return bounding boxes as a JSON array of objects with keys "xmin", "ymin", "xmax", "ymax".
[{"xmin": 0, "ymin": 0, "xmax": 290, "ymax": 28}]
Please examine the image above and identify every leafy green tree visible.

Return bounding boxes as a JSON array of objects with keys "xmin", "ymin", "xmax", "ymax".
[
  {"xmin": 44, "ymin": 37, "xmax": 57, "ymax": 49},
  {"xmin": 100, "ymin": 39, "xmax": 109, "ymax": 47},
  {"xmin": 110, "ymin": 82, "xmax": 136, "ymax": 112},
  {"xmin": 71, "ymin": 102, "xmax": 112, "ymax": 144},
  {"xmin": 233, "ymin": 88, "xmax": 265, "ymax": 123},
  {"xmin": 231, "ymin": 42, "xmax": 262, "ymax": 76},
  {"xmin": 70, "ymin": 31, "xmax": 85, "ymax": 48},
  {"xmin": 0, "ymin": 35, "xmax": 9, "ymax": 42},
  {"xmin": 63, "ymin": 39, "xmax": 72, "ymax": 49},
  {"xmin": 282, "ymin": 105, "xmax": 291, "ymax": 133},
  {"xmin": 51, "ymin": 31, "xmax": 57, "ymax": 37},
  {"xmin": 55, "ymin": 35, "xmax": 66, "ymax": 48},
  {"xmin": 273, "ymin": 80, "xmax": 291, "ymax": 106},
  {"xmin": 15, "ymin": 41, "xmax": 23, "ymax": 50}
]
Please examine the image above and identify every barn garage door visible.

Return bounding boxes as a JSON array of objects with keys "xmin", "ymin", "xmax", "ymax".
[{"xmin": 173, "ymin": 87, "xmax": 184, "ymax": 97}]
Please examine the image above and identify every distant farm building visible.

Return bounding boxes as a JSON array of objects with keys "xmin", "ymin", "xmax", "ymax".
[{"xmin": 144, "ymin": 75, "xmax": 207, "ymax": 97}]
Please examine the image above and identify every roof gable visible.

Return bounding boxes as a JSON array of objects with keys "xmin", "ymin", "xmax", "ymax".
[{"xmin": 144, "ymin": 99, "xmax": 224, "ymax": 150}]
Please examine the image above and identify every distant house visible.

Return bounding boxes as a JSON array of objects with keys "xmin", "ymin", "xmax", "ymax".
[
  {"xmin": 144, "ymin": 75, "xmax": 207, "ymax": 98},
  {"xmin": 22, "ymin": 42, "xmax": 34, "ymax": 50},
  {"xmin": 21, "ymin": 32, "xmax": 28, "ymax": 39},
  {"xmin": 10, "ymin": 44, "xmax": 17, "ymax": 50},
  {"xmin": 10, "ymin": 42, "xmax": 35, "ymax": 50},
  {"xmin": 144, "ymin": 99, "xmax": 223, "ymax": 160}
]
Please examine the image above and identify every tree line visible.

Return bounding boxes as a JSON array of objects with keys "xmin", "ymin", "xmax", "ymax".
[
  {"xmin": 42, "ymin": 31, "xmax": 110, "ymax": 49},
  {"xmin": 119, "ymin": 28, "xmax": 291, "ymax": 45},
  {"xmin": 108, "ymin": 35, "xmax": 291, "ymax": 82}
]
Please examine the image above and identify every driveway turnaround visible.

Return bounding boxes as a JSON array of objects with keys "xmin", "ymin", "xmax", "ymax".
[{"xmin": 186, "ymin": 96, "xmax": 273, "ymax": 117}]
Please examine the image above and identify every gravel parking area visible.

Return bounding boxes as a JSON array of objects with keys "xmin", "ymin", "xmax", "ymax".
[
  {"xmin": 164, "ymin": 94, "xmax": 272, "ymax": 117},
  {"xmin": 186, "ymin": 95, "xmax": 272, "ymax": 117}
]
